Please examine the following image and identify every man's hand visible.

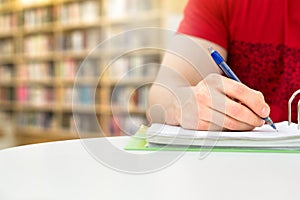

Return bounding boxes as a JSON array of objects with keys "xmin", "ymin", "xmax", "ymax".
[{"xmin": 175, "ymin": 74, "xmax": 270, "ymax": 131}]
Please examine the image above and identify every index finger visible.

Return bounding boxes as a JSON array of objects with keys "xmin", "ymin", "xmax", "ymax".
[{"xmin": 217, "ymin": 76, "xmax": 270, "ymax": 118}]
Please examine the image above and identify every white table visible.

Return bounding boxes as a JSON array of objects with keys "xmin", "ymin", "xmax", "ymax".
[{"xmin": 1, "ymin": 136, "xmax": 300, "ymax": 200}]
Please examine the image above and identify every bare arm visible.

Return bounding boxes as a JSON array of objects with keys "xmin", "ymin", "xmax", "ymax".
[{"xmin": 147, "ymin": 35, "xmax": 270, "ymax": 131}]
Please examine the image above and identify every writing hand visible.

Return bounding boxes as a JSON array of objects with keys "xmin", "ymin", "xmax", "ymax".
[{"xmin": 176, "ymin": 74, "xmax": 270, "ymax": 131}]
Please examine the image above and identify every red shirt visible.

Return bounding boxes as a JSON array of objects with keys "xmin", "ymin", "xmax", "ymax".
[{"xmin": 178, "ymin": 0, "xmax": 300, "ymax": 123}]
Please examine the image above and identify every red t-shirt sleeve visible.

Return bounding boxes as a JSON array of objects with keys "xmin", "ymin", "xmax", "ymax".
[{"xmin": 178, "ymin": 0, "xmax": 229, "ymax": 50}]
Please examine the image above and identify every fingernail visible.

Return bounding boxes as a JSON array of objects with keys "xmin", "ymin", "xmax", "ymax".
[{"xmin": 261, "ymin": 106, "xmax": 269, "ymax": 116}]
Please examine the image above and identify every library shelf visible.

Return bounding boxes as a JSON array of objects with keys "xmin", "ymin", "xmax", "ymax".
[
  {"xmin": 0, "ymin": 100, "xmax": 12, "ymax": 108},
  {"xmin": 0, "ymin": 0, "xmax": 187, "ymax": 145}
]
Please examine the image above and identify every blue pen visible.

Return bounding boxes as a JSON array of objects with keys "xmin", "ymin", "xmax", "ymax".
[{"xmin": 208, "ymin": 47, "xmax": 277, "ymax": 131}]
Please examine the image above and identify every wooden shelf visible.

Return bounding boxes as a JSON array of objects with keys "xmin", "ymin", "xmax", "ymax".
[
  {"xmin": 60, "ymin": 78, "xmax": 100, "ymax": 85},
  {"xmin": 15, "ymin": 126, "xmax": 100, "ymax": 141},
  {"xmin": 18, "ymin": 1, "xmax": 54, "ymax": 10},
  {"xmin": 57, "ymin": 20, "xmax": 106, "ymax": 31},
  {"xmin": 23, "ymin": 23, "xmax": 57, "ymax": 35},
  {"xmin": 62, "ymin": 104, "xmax": 102, "ymax": 114},
  {"xmin": 14, "ymin": 103, "xmax": 59, "ymax": 112},
  {"xmin": 0, "ymin": 2, "xmax": 16, "ymax": 12},
  {"xmin": 16, "ymin": 79, "xmax": 54, "ymax": 86},
  {"xmin": 23, "ymin": 53, "xmax": 56, "ymax": 61},
  {"xmin": 0, "ymin": 100, "xmax": 13, "ymax": 108},
  {"xmin": 0, "ymin": 80, "xmax": 15, "ymax": 86},
  {"xmin": 0, "ymin": 55, "xmax": 17, "ymax": 63},
  {"xmin": 0, "ymin": 30, "xmax": 19, "ymax": 38}
]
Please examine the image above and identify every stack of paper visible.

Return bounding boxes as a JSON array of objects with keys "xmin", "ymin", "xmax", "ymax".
[{"xmin": 146, "ymin": 122, "xmax": 300, "ymax": 149}]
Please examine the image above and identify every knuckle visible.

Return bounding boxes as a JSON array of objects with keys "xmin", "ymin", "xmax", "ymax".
[
  {"xmin": 234, "ymin": 83, "xmax": 246, "ymax": 95},
  {"xmin": 205, "ymin": 73, "xmax": 222, "ymax": 85},
  {"xmin": 227, "ymin": 103, "xmax": 242, "ymax": 118},
  {"xmin": 253, "ymin": 92, "xmax": 265, "ymax": 108},
  {"xmin": 195, "ymin": 86, "xmax": 212, "ymax": 105},
  {"xmin": 255, "ymin": 91, "xmax": 265, "ymax": 101}
]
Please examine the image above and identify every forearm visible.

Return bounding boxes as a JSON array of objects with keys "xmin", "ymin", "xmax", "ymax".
[
  {"xmin": 147, "ymin": 35, "xmax": 226, "ymax": 126},
  {"xmin": 147, "ymin": 84, "xmax": 181, "ymax": 125},
  {"xmin": 147, "ymin": 50, "xmax": 197, "ymax": 125}
]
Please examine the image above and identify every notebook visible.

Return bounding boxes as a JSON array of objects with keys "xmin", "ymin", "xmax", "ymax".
[
  {"xmin": 125, "ymin": 89, "xmax": 300, "ymax": 153},
  {"xmin": 125, "ymin": 121, "xmax": 300, "ymax": 153}
]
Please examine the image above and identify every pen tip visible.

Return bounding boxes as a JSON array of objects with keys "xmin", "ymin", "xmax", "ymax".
[{"xmin": 271, "ymin": 124, "xmax": 278, "ymax": 132}]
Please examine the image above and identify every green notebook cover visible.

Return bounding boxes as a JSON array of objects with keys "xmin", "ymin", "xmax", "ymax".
[{"xmin": 124, "ymin": 125, "xmax": 300, "ymax": 154}]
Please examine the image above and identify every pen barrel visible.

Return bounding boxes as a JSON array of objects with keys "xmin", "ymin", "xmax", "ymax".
[
  {"xmin": 219, "ymin": 62, "xmax": 241, "ymax": 82},
  {"xmin": 210, "ymin": 50, "xmax": 241, "ymax": 82}
]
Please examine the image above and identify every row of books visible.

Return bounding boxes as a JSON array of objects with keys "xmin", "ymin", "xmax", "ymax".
[
  {"xmin": 16, "ymin": 111, "xmax": 56, "ymax": 130},
  {"xmin": 107, "ymin": 0, "xmax": 156, "ymax": 19},
  {"xmin": 22, "ymin": 29, "xmax": 102, "ymax": 55},
  {"xmin": 71, "ymin": 86, "xmax": 98, "ymax": 106},
  {"xmin": 24, "ymin": 34, "xmax": 53, "ymax": 56},
  {"xmin": 59, "ymin": 29, "xmax": 102, "ymax": 52},
  {"xmin": 0, "ymin": 86, "xmax": 97, "ymax": 106},
  {"xmin": 2, "ymin": 85, "xmax": 149, "ymax": 108},
  {"xmin": 2, "ymin": 85, "xmax": 148, "ymax": 107},
  {"xmin": 58, "ymin": 59, "xmax": 100, "ymax": 79},
  {"xmin": 15, "ymin": 111, "xmax": 100, "ymax": 133},
  {"xmin": 16, "ymin": 86, "xmax": 55, "ymax": 105},
  {"xmin": 109, "ymin": 55, "xmax": 160, "ymax": 79},
  {"xmin": 109, "ymin": 114, "xmax": 147, "ymax": 136},
  {"xmin": 61, "ymin": 113, "xmax": 76, "ymax": 132},
  {"xmin": 0, "ymin": 60, "xmax": 100, "ymax": 82},
  {"xmin": 0, "ymin": 56, "xmax": 158, "ymax": 82},
  {"xmin": 71, "ymin": 113, "xmax": 99, "ymax": 133},
  {"xmin": 0, "ymin": 87, "xmax": 13, "ymax": 101},
  {"xmin": 23, "ymin": 7, "xmax": 53, "ymax": 28},
  {"xmin": 0, "ymin": 39, "xmax": 14, "ymax": 55},
  {"xmin": 0, "ymin": 64, "xmax": 13, "ymax": 81},
  {"xmin": 107, "ymin": 21, "xmax": 161, "ymax": 49},
  {"xmin": 57, "ymin": 59, "xmax": 78, "ymax": 79},
  {"xmin": 1, "ymin": 85, "xmax": 100, "ymax": 105},
  {"xmin": 59, "ymin": 0, "xmax": 100, "ymax": 25},
  {"xmin": 0, "ymin": 13, "xmax": 17, "ymax": 32},
  {"xmin": 110, "ymin": 85, "xmax": 149, "ymax": 109},
  {"xmin": 5, "ymin": 109, "xmax": 145, "ymax": 135},
  {"xmin": 18, "ymin": 62, "xmax": 54, "ymax": 80}
]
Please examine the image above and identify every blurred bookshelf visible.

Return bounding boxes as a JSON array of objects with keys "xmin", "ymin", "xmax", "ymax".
[{"xmin": 0, "ymin": 0, "xmax": 187, "ymax": 147}]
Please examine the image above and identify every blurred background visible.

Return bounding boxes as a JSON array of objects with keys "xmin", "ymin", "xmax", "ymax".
[{"xmin": 0, "ymin": 0, "xmax": 187, "ymax": 149}]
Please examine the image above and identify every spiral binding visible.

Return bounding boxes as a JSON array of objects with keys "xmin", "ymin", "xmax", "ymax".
[{"xmin": 288, "ymin": 89, "xmax": 300, "ymax": 129}]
